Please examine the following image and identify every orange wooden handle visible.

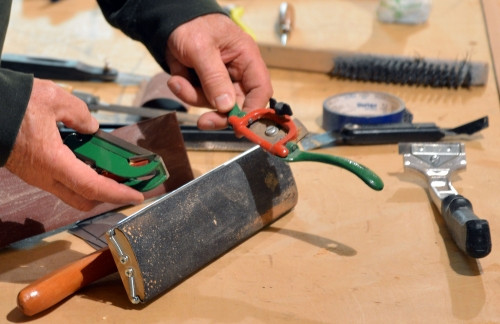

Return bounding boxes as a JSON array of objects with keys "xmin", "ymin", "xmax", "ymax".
[{"xmin": 17, "ymin": 247, "xmax": 117, "ymax": 316}]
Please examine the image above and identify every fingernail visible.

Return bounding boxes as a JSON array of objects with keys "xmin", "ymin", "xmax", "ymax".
[
  {"xmin": 130, "ymin": 197, "xmax": 144, "ymax": 205},
  {"xmin": 215, "ymin": 93, "xmax": 234, "ymax": 110},
  {"xmin": 200, "ymin": 119, "xmax": 216, "ymax": 130},
  {"xmin": 169, "ymin": 81, "xmax": 181, "ymax": 94},
  {"xmin": 91, "ymin": 117, "xmax": 99, "ymax": 131}
]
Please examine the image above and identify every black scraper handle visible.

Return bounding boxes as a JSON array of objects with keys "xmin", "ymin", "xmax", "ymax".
[
  {"xmin": 340, "ymin": 123, "xmax": 445, "ymax": 145},
  {"xmin": 1, "ymin": 53, "xmax": 118, "ymax": 81},
  {"xmin": 441, "ymin": 195, "xmax": 491, "ymax": 258}
]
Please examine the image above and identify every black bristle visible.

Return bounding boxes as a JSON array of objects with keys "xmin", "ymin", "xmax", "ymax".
[{"xmin": 331, "ymin": 55, "xmax": 473, "ymax": 88}]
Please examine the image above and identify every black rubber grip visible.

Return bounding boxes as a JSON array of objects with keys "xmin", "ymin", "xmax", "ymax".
[{"xmin": 441, "ymin": 194, "xmax": 491, "ymax": 258}]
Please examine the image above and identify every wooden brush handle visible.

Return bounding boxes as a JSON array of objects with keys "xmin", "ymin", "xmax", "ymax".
[{"xmin": 17, "ymin": 247, "xmax": 117, "ymax": 316}]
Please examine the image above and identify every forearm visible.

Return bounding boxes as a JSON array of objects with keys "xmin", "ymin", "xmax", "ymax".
[{"xmin": 96, "ymin": 0, "xmax": 227, "ymax": 72}]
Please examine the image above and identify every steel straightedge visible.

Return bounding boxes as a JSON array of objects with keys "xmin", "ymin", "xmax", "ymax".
[{"xmin": 107, "ymin": 146, "xmax": 298, "ymax": 303}]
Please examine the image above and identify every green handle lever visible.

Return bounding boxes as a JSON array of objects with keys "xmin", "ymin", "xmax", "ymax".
[
  {"xmin": 284, "ymin": 143, "xmax": 384, "ymax": 191},
  {"xmin": 228, "ymin": 103, "xmax": 384, "ymax": 191}
]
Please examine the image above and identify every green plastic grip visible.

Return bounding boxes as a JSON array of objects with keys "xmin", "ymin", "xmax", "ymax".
[
  {"xmin": 64, "ymin": 132, "xmax": 168, "ymax": 192},
  {"xmin": 284, "ymin": 143, "xmax": 384, "ymax": 191}
]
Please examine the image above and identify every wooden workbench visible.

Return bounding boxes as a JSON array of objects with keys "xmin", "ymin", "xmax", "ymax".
[{"xmin": 1, "ymin": 0, "xmax": 500, "ymax": 322}]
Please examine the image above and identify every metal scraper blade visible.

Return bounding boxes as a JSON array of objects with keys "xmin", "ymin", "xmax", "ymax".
[{"xmin": 292, "ymin": 119, "xmax": 338, "ymax": 151}]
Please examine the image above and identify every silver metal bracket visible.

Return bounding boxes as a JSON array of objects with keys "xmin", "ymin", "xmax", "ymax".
[
  {"xmin": 398, "ymin": 142, "xmax": 466, "ymax": 207},
  {"xmin": 107, "ymin": 229, "xmax": 141, "ymax": 304},
  {"xmin": 398, "ymin": 142, "xmax": 491, "ymax": 258}
]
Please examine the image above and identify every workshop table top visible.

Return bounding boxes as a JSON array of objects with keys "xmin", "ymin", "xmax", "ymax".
[{"xmin": 1, "ymin": 0, "xmax": 500, "ymax": 323}]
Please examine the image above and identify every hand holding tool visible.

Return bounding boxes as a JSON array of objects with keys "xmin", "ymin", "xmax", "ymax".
[
  {"xmin": 0, "ymin": 114, "xmax": 193, "ymax": 248},
  {"xmin": 18, "ymin": 146, "xmax": 298, "ymax": 315},
  {"xmin": 228, "ymin": 102, "xmax": 384, "ymax": 191},
  {"xmin": 399, "ymin": 142, "xmax": 491, "ymax": 258},
  {"xmin": 64, "ymin": 130, "xmax": 168, "ymax": 192}
]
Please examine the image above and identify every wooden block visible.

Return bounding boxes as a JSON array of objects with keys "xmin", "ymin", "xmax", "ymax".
[{"xmin": 0, "ymin": 113, "xmax": 194, "ymax": 247}]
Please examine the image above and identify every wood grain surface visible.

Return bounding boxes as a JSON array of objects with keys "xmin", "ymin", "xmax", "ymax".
[{"xmin": 1, "ymin": 0, "xmax": 500, "ymax": 323}]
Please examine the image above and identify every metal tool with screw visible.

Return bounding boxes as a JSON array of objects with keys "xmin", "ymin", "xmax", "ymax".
[
  {"xmin": 399, "ymin": 142, "xmax": 491, "ymax": 258},
  {"xmin": 228, "ymin": 101, "xmax": 384, "ymax": 191}
]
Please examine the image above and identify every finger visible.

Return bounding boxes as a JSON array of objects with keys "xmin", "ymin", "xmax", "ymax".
[
  {"xmin": 241, "ymin": 77, "xmax": 273, "ymax": 112},
  {"xmin": 53, "ymin": 146, "xmax": 144, "ymax": 205},
  {"xmin": 197, "ymin": 111, "xmax": 230, "ymax": 130},
  {"xmin": 230, "ymin": 50, "xmax": 273, "ymax": 111},
  {"xmin": 189, "ymin": 46, "xmax": 236, "ymax": 112},
  {"xmin": 167, "ymin": 75, "xmax": 211, "ymax": 107},
  {"xmin": 48, "ymin": 181, "xmax": 100, "ymax": 211}
]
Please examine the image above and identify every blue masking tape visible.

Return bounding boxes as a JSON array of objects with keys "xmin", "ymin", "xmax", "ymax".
[{"xmin": 322, "ymin": 91, "xmax": 407, "ymax": 132}]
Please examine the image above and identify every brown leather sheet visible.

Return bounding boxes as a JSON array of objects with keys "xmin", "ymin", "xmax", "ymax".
[{"xmin": 0, "ymin": 113, "xmax": 194, "ymax": 247}]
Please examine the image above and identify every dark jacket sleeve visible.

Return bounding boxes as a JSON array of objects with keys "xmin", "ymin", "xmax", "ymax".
[
  {"xmin": 0, "ymin": 70, "xmax": 33, "ymax": 167},
  {"xmin": 96, "ymin": 0, "xmax": 227, "ymax": 72},
  {"xmin": 0, "ymin": 0, "xmax": 34, "ymax": 167}
]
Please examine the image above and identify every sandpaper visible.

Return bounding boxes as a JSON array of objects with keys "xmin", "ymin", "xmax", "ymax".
[
  {"xmin": 132, "ymin": 72, "xmax": 189, "ymax": 112},
  {"xmin": 0, "ymin": 113, "xmax": 194, "ymax": 247},
  {"xmin": 107, "ymin": 146, "xmax": 298, "ymax": 303}
]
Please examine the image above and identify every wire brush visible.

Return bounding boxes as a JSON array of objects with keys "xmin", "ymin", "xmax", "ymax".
[{"xmin": 258, "ymin": 44, "xmax": 488, "ymax": 88}]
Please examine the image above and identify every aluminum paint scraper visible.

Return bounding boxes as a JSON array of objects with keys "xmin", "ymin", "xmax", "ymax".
[
  {"xmin": 17, "ymin": 146, "xmax": 298, "ymax": 315},
  {"xmin": 399, "ymin": 142, "xmax": 491, "ymax": 258}
]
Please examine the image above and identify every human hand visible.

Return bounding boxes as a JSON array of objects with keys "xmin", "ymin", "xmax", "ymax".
[
  {"xmin": 165, "ymin": 13, "xmax": 273, "ymax": 130},
  {"xmin": 5, "ymin": 79, "xmax": 145, "ymax": 211}
]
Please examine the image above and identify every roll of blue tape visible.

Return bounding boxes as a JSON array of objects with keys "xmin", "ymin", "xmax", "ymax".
[{"xmin": 322, "ymin": 91, "xmax": 407, "ymax": 132}]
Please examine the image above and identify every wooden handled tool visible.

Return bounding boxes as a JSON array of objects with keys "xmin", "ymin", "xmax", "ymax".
[
  {"xmin": 17, "ymin": 248, "xmax": 116, "ymax": 316},
  {"xmin": 17, "ymin": 146, "xmax": 298, "ymax": 315}
]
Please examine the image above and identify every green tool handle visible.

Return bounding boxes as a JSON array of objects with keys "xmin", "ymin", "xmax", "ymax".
[
  {"xmin": 441, "ymin": 194, "xmax": 491, "ymax": 258},
  {"xmin": 284, "ymin": 146, "xmax": 384, "ymax": 191},
  {"xmin": 123, "ymin": 167, "xmax": 168, "ymax": 192}
]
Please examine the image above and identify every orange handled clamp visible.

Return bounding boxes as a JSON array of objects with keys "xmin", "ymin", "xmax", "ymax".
[
  {"xmin": 228, "ymin": 102, "xmax": 297, "ymax": 157},
  {"xmin": 227, "ymin": 99, "xmax": 384, "ymax": 191}
]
